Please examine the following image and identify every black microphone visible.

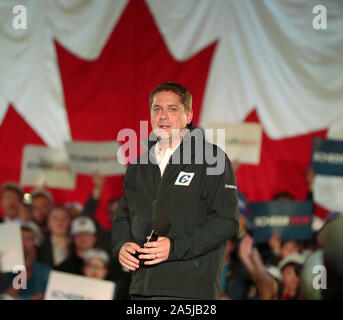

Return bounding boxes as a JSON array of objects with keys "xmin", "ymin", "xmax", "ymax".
[
  {"xmin": 134, "ymin": 215, "xmax": 171, "ymax": 266},
  {"xmin": 151, "ymin": 214, "xmax": 171, "ymax": 239}
]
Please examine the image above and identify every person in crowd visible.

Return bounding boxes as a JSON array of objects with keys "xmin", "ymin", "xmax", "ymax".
[
  {"xmin": 18, "ymin": 202, "xmax": 32, "ymax": 221},
  {"xmin": 81, "ymin": 172, "xmax": 111, "ymax": 253},
  {"xmin": 256, "ymin": 191, "xmax": 301, "ymax": 266},
  {"xmin": 65, "ymin": 202, "xmax": 84, "ymax": 220},
  {"xmin": 82, "ymin": 248, "xmax": 129, "ymax": 300},
  {"xmin": 268, "ymin": 233, "xmax": 301, "ymax": 263},
  {"xmin": 31, "ymin": 189, "xmax": 54, "ymax": 233},
  {"xmin": 55, "ymin": 216, "xmax": 97, "ymax": 275},
  {"xmin": 80, "ymin": 172, "xmax": 129, "ymax": 297},
  {"xmin": 37, "ymin": 205, "xmax": 72, "ymax": 268},
  {"xmin": 0, "ymin": 220, "xmax": 50, "ymax": 300},
  {"xmin": 0, "ymin": 182, "xmax": 23, "ymax": 222},
  {"xmin": 277, "ymin": 253, "xmax": 306, "ymax": 300},
  {"xmin": 220, "ymin": 190, "xmax": 255, "ymax": 300},
  {"xmin": 82, "ymin": 248, "xmax": 110, "ymax": 280},
  {"xmin": 238, "ymin": 234, "xmax": 281, "ymax": 300}
]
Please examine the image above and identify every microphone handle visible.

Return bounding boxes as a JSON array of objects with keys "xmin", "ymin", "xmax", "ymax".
[{"xmin": 133, "ymin": 230, "xmax": 159, "ymax": 267}]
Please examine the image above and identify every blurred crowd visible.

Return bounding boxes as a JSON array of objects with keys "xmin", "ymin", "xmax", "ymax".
[
  {"xmin": 219, "ymin": 164, "xmax": 343, "ymax": 300},
  {"xmin": 0, "ymin": 172, "xmax": 130, "ymax": 300},
  {"xmin": 0, "ymin": 167, "xmax": 342, "ymax": 300}
]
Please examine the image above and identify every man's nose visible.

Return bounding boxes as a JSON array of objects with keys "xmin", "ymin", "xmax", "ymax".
[{"xmin": 159, "ymin": 109, "xmax": 168, "ymax": 119}]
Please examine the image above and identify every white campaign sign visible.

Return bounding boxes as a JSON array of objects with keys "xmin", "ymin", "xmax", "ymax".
[
  {"xmin": 205, "ymin": 122, "xmax": 262, "ymax": 165},
  {"xmin": 20, "ymin": 145, "xmax": 76, "ymax": 189},
  {"xmin": 44, "ymin": 271, "xmax": 115, "ymax": 300},
  {"xmin": 64, "ymin": 141, "xmax": 126, "ymax": 176},
  {"xmin": 0, "ymin": 222, "xmax": 25, "ymax": 273}
]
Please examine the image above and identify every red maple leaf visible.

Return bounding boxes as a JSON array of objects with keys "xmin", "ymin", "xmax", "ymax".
[{"xmin": 55, "ymin": 0, "xmax": 217, "ymax": 228}]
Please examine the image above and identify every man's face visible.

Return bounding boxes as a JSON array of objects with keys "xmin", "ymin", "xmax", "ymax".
[
  {"xmin": 48, "ymin": 208, "xmax": 71, "ymax": 236},
  {"xmin": 151, "ymin": 91, "xmax": 193, "ymax": 145},
  {"xmin": 83, "ymin": 257, "xmax": 108, "ymax": 280},
  {"xmin": 1, "ymin": 190, "xmax": 21, "ymax": 220},
  {"xmin": 32, "ymin": 195, "xmax": 52, "ymax": 225}
]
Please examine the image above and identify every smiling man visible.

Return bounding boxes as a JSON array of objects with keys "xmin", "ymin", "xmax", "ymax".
[
  {"xmin": 112, "ymin": 82, "xmax": 239, "ymax": 300},
  {"xmin": 150, "ymin": 86, "xmax": 193, "ymax": 150}
]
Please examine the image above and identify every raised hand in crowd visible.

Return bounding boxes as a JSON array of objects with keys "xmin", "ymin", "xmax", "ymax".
[
  {"xmin": 92, "ymin": 171, "xmax": 105, "ymax": 200},
  {"xmin": 268, "ymin": 233, "xmax": 281, "ymax": 256},
  {"xmin": 239, "ymin": 234, "xmax": 277, "ymax": 300}
]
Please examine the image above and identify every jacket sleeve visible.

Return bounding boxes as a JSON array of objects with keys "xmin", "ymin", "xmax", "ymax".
[
  {"xmin": 167, "ymin": 152, "xmax": 239, "ymax": 261},
  {"xmin": 111, "ymin": 170, "xmax": 134, "ymax": 260}
]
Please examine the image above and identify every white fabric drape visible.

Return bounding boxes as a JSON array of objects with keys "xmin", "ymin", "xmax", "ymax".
[{"xmin": 0, "ymin": 0, "xmax": 128, "ymax": 147}]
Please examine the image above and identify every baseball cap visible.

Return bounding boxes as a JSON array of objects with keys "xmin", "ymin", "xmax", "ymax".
[
  {"xmin": 65, "ymin": 202, "xmax": 84, "ymax": 212},
  {"xmin": 71, "ymin": 216, "xmax": 97, "ymax": 236},
  {"xmin": 266, "ymin": 265, "xmax": 282, "ymax": 282},
  {"xmin": 84, "ymin": 249, "xmax": 109, "ymax": 265},
  {"xmin": 278, "ymin": 253, "xmax": 307, "ymax": 271}
]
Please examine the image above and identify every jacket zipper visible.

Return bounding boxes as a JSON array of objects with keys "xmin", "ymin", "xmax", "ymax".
[{"xmin": 143, "ymin": 166, "xmax": 164, "ymax": 294}]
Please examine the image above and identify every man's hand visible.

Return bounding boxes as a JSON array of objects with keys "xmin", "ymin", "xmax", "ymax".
[
  {"xmin": 118, "ymin": 242, "xmax": 141, "ymax": 271},
  {"xmin": 138, "ymin": 237, "xmax": 171, "ymax": 265}
]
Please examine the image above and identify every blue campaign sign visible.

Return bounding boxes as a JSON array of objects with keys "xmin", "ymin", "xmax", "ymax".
[
  {"xmin": 311, "ymin": 137, "xmax": 343, "ymax": 176},
  {"xmin": 250, "ymin": 200, "xmax": 313, "ymax": 244}
]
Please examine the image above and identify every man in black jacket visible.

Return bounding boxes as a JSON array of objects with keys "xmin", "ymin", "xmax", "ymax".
[{"xmin": 112, "ymin": 82, "xmax": 239, "ymax": 300}]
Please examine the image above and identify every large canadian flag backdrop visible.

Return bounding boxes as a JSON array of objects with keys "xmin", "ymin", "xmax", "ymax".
[{"xmin": 1, "ymin": 0, "xmax": 343, "ymax": 228}]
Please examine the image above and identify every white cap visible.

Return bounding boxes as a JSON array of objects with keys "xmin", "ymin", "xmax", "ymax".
[
  {"xmin": 265, "ymin": 265, "xmax": 282, "ymax": 282},
  {"xmin": 278, "ymin": 253, "xmax": 307, "ymax": 271},
  {"xmin": 71, "ymin": 217, "xmax": 96, "ymax": 235},
  {"xmin": 84, "ymin": 249, "xmax": 109, "ymax": 264},
  {"xmin": 65, "ymin": 202, "xmax": 84, "ymax": 212}
]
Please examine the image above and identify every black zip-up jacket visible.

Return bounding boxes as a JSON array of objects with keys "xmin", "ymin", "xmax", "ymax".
[{"xmin": 112, "ymin": 123, "xmax": 239, "ymax": 299}]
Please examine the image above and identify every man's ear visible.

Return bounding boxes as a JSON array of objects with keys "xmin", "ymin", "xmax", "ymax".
[{"xmin": 186, "ymin": 109, "xmax": 193, "ymax": 124}]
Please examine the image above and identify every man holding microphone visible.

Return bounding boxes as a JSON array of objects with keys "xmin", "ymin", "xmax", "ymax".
[{"xmin": 112, "ymin": 82, "xmax": 239, "ymax": 300}]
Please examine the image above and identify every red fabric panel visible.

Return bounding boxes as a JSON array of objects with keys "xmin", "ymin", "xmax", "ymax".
[{"xmin": 236, "ymin": 110, "xmax": 328, "ymax": 205}]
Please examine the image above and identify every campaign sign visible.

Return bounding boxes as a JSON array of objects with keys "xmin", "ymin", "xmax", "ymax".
[
  {"xmin": 44, "ymin": 271, "xmax": 115, "ymax": 300},
  {"xmin": 65, "ymin": 141, "xmax": 126, "ymax": 176},
  {"xmin": 0, "ymin": 222, "xmax": 25, "ymax": 273},
  {"xmin": 20, "ymin": 145, "xmax": 76, "ymax": 189},
  {"xmin": 250, "ymin": 201, "xmax": 313, "ymax": 244},
  {"xmin": 311, "ymin": 137, "xmax": 343, "ymax": 176},
  {"xmin": 205, "ymin": 122, "xmax": 262, "ymax": 165}
]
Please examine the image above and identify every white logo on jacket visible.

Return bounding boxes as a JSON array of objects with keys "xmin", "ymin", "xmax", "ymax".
[{"xmin": 175, "ymin": 172, "xmax": 195, "ymax": 186}]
